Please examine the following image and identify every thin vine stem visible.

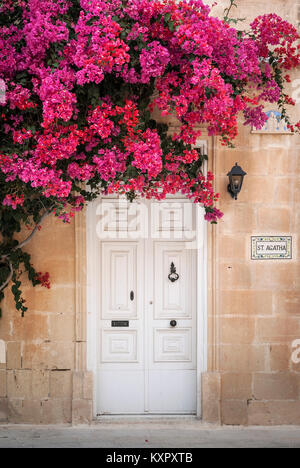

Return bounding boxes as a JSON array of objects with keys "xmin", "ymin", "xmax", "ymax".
[
  {"xmin": 17, "ymin": 209, "xmax": 53, "ymax": 250},
  {"xmin": 0, "ymin": 259, "xmax": 13, "ymax": 293},
  {"xmin": 224, "ymin": 0, "xmax": 238, "ymax": 23},
  {"xmin": 0, "ymin": 208, "xmax": 54, "ymax": 293}
]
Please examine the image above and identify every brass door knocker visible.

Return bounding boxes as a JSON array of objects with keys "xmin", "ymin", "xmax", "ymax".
[{"xmin": 168, "ymin": 262, "xmax": 179, "ymax": 283}]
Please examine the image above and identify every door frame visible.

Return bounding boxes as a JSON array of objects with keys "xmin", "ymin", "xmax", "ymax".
[{"xmin": 86, "ymin": 196, "xmax": 208, "ymax": 419}]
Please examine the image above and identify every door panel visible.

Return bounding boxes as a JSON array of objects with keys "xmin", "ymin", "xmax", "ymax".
[
  {"xmin": 148, "ymin": 370, "xmax": 197, "ymax": 414},
  {"xmin": 154, "ymin": 243, "xmax": 193, "ymax": 319},
  {"xmin": 101, "ymin": 329, "xmax": 138, "ymax": 363},
  {"xmin": 98, "ymin": 370, "xmax": 145, "ymax": 414},
  {"xmin": 154, "ymin": 328, "xmax": 192, "ymax": 362},
  {"xmin": 102, "ymin": 242, "xmax": 137, "ymax": 319},
  {"xmin": 151, "ymin": 200, "xmax": 194, "ymax": 239}
]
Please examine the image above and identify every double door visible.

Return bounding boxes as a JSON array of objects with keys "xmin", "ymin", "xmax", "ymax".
[{"xmin": 96, "ymin": 198, "xmax": 198, "ymax": 415}]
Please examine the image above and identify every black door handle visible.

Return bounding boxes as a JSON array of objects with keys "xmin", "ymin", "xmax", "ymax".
[
  {"xmin": 170, "ymin": 320, "xmax": 177, "ymax": 327},
  {"xmin": 130, "ymin": 291, "xmax": 134, "ymax": 301}
]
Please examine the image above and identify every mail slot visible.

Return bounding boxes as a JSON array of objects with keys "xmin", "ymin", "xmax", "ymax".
[{"xmin": 111, "ymin": 320, "xmax": 129, "ymax": 327}]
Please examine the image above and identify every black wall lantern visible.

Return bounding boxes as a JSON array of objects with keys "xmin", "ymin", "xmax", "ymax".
[{"xmin": 227, "ymin": 163, "xmax": 247, "ymax": 200}]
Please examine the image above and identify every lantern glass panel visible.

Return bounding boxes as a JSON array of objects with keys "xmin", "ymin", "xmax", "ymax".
[{"xmin": 232, "ymin": 174, "xmax": 242, "ymax": 190}]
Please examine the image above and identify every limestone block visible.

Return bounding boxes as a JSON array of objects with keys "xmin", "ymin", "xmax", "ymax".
[
  {"xmin": 201, "ymin": 372, "xmax": 221, "ymax": 424},
  {"xmin": 32, "ymin": 258, "xmax": 75, "ymax": 287},
  {"xmin": 8, "ymin": 399, "xmax": 41, "ymax": 424},
  {"xmin": 220, "ymin": 290, "xmax": 273, "ymax": 316},
  {"xmin": 0, "ymin": 305, "xmax": 16, "ymax": 343},
  {"xmin": 72, "ymin": 371, "xmax": 84, "ymax": 400},
  {"xmin": 221, "ymin": 400, "xmax": 248, "ymax": 426},
  {"xmin": 7, "ymin": 370, "xmax": 32, "ymax": 399},
  {"xmin": 218, "ymin": 235, "xmax": 246, "ymax": 261},
  {"xmin": 218, "ymin": 205, "xmax": 257, "ymax": 234},
  {"xmin": 22, "ymin": 286, "xmax": 75, "ymax": 315},
  {"xmin": 22, "ymin": 342, "xmax": 74, "ymax": 370},
  {"xmin": 257, "ymin": 207, "xmax": 290, "ymax": 232},
  {"xmin": 253, "ymin": 264, "xmax": 300, "ymax": 290},
  {"xmin": 49, "ymin": 315, "xmax": 75, "ymax": 342},
  {"xmin": 0, "ymin": 398, "xmax": 8, "ymax": 422},
  {"xmin": 269, "ymin": 345, "xmax": 290, "ymax": 372},
  {"xmin": 248, "ymin": 401, "xmax": 300, "ymax": 426},
  {"xmin": 219, "ymin": 263, "xmax": 252, "ymax": 290},
  {"xmin": 253, "ymin": 373, "xmax": 298, "ymax": 400},
  {"xmin": 274, "ymin": 291, "xmax": 300, "ymax": 316},
  {"xmin": 0, "ymin": 370, "xmax": 6, "ymax": 398},
  {"xmin": 237, "ymin": 177, "xmax": 275, "ymax": 204},
  {"xmin": 72, "ymin": 399, "xmax": 93, "ymax": 425},
  {"xmin": 10, "ymin": 313, "xmax": 49, "ymax": 342},
  {"xmin": 255, "ymin": 317, "xmax": 300, "ymax": 344},
  {"xmin": 71, "ymin": 371, "xmax": 93, "ymax": 400},
  {"xmin": 50, "ymin": 371, "xmax": 72, "ymax": 398},
  {"xmin": 6, "ymin": 342, "xmax": 21, "ymax": 370},
  {"xmin": 220, "ymin": 317, "xmax": 255, "ymax": 345},
  {"xmin": 295, "ymin": 210, "xmax": 300, "ymax": 233},
  {"xmin": 45, "ymin": 342, "xmax": 74, "ymax": 370},
  {"xmin": 220, "ymin": 345, "xmax": 266, "ymax": 372},
  {"xmin": 276, "ymin": 148, "xmax": 300, "ymax": 176},
  {"xmin": 274, "ymin": 177, "xmax": 294, "ymax": 204},
  {"xmin": 217, "ymin": 149, "xmax": 271, "ymax": 177},
  {"xmin": 294, "ymin": 178, "xmax": 300, "ymax": 204},
  {"xmin": 221, "ymin": 373, "xmax": 252, "ymax": 400},
  {"xmin": 32, "ymin": 371, "xmax": 50, "ymax": 399},
  {"xmin": 83, "ymin": 371, "xmax": 93, "ymax": 400},
  {"xmin": 41, "ymin": 399, "xmax": 72, "ymax": 424}
]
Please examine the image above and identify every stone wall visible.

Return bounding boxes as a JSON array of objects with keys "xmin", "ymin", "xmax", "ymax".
[
  {"xmin": 203, "ymin": 124, "xmax": 300, "ymax": 425},
  {"xmin": 0, "ymin": 216, "xmax": 79, "ymax": 423},
  {"xmin": 202, "ymin": 0, "xmax": 300, "ymax": 426},
  {"xmin": 0, "ymin": 212, "xmax": 93, "ymax": 424},
  {"xmin": 0, "ymin": 0, "xmax": 299, "ymax": 425}
]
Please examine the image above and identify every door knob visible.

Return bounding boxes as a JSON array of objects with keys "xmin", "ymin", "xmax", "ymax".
[{"xmin": 170, "ymin": 320, "xmax": 177, "ymax": 327}]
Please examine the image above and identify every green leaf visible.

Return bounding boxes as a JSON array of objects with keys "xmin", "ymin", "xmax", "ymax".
[
  {"xmin": 168, "ymin": 21, "xmax": 175, "ymax": 32},
  {"xmin": 86, "ymin": 16, "xmax": 99, "ymax": 26}
]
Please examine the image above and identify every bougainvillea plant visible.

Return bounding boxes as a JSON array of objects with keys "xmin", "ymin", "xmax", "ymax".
[{"xmin": 0, "ymin": 0, "xmax": 299, "ymax": 316}]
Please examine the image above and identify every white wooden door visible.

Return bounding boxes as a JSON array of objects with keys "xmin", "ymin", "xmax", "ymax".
[
  {"xmin": 98, "ymin": 240, "xmax": 145, "ymax": 414},
  {"xmin": 96, "ymin": 198, "xmax": 197, "ymax": 415},
  {"xmin": 146, "ymin": 242, "xmax": 197, "ymax": 413}
]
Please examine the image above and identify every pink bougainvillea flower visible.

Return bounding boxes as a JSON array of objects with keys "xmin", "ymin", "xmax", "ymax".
[{"xmin": 0, "ymin": 0, "xmax": 299, "ymax": 223}]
